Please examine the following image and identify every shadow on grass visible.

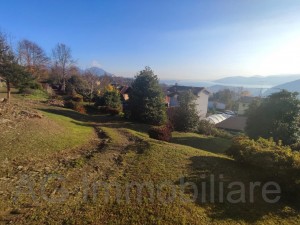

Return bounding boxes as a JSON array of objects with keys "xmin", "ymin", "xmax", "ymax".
[
  {"xmin": 39, "ymin": 108, "xmax": 151, "ymax": 134},
  {"xmin": 171, "ymin": 135, "xmax": 231, "ymax": 154},
  {"xmin": 181, "ymin": 155, "xmax": 299, "ymax": 223},
  {"xmin": 39, "ymin": 108, "xmax": 118, "ymax": 123}
]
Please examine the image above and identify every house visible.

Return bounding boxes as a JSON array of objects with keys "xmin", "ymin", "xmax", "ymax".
[
  {"xmin": 237, "ymin": 96, "xmax": 257, "ymax": 115},
  {"xmin": 167, "ymin": 85, "xmax": 210, "ymax": 118},
  {"xmin": 208, "ymin": 101, "xmax": 226, "ymax": 110},
  {"xmin": 118, "ymin": 86, "xmax": 131, "ymax": 101}
]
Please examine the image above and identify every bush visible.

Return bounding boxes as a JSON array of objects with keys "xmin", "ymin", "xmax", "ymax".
[
  {"xmin": 65, "ymin": 100, "xmax": 86, "ymax": 114},
  {"xmin": 94, "ymin": 95, "xmax": 105, "ymax": 107},
  {"xmin": 197, "ymin": 120, "xmax": 232, "ymax": 139},
  {"xmin": 291, "ymin": 142, "xmax": 300, "ymax": 151},
  {"xmin": 20, "ymin": 88, "xmax": 34, "ymax": 95},
  {"xmin": 148, "ymin": 123, "xmax": 173, "ymax": 142},
  {"xmin": 226, "ymin": 136, "xmax": 300, "ymax": 170},
  {"xmin": 226, "ymin": 136, "xmax": 300, "ymax": 204},
  {"xmin": 72, "ymin": 94, "xmax": 84, "ymax": 102},
  {"xmin": 19, "ymin": 80, "xmax": 43, "ymax": 93},
  {"xmin": 94, "ymin": 89, "xmax": 122, "ymax": 115},
  {"xmin": 106, "ymin": 107, "xmax": 120, "ymax": 116}
]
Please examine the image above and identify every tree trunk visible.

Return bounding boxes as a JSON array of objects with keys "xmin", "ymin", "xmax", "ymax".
[
  {"xmin": 62, "ymin": 78, "xmax": 66, "ymax": 93},
  {"xmin": 6, "ymin": 81, "xmax": 10, "ymax": 101}
]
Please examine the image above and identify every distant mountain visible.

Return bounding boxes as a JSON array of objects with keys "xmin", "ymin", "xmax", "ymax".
[
  {"xmin": 214, "ymin": 75, "xmax": 300, "ymax": 87},
  {"xmin": 264, "ymin": 79, "xmax": 300, "ymax": 96},
  {"xmin": 160, "ymin": 79, "xmax": 214, "ymax": 87},
  {"xmin": 84, "ymin": 67, "xmax": 112, "ymax": 76},
  {"xmin": 207, "ymin": 85, "xmax": 263, "ymax": 96}
]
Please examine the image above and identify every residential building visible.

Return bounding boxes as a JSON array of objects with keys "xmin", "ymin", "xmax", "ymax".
[
  {"xmin": 118, "ymin": 86, "xmax": 131, "ymax": 101},
  {"xmin": 237, "ymin": 96, "xmax": 257, "ymax": 115},
  {"xmin": 167, "ymin": 85, "xmax": 210, "ymax": 118},
  {"xmin": 208, "ymin": 101, "xmax": 226, "ymax": 110}
]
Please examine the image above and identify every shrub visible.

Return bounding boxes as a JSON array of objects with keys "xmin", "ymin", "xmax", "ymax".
[
  {"xmin": 65, "ymin": 100, "xmax": 86, "ymax": 114},
  {"xmin": 197, "ymin": 120, "xmax": 232, "ymax": 139},
  {"xmin": 47, "ymin": 99, "xmax": 65, "ymax": 107},
  {"xmin": 148, "ymin": 123, "xmax": 173, "ymax": 142},
  {"xmin": 94, "ymin": 89, "xmax": 122, "ymax": 115},
  {"xmin": 20, "ymin": 88, "xmax": 34, "ymax": 95},
  {"xmin": 226, "ymin": 136, "xmax": 300, "ymax": 170},
  {"xmin": 106, "ymin": 107, "xmax": 120, "ymax": 116},
  {"xmin": 19, "ymin": 80, "xmax": 43, "ymax": 93},
  {"xmin": 94, "ymin": 95, "xmax": 105, "ymax": 107},
  {"xmin": 72, "ymin": 94, "xmax": 84, "ymax": 102},
  {"xmin": 291, "ymin": 142, "xmax": 300, "ymax": 151},
  {"xmin": 226, "ymin": 136, "xmax": 300, "ymax": 203}
]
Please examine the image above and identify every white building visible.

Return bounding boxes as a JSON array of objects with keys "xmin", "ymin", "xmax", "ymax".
[{"xmin": 167, "ymin": 85, "xmax": 210, "ymax": 118}]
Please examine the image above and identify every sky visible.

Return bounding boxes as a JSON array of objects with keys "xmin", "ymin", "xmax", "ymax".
[{"xmin": 1, "ymin": 0, "xmax": 300, "ymax": 80}]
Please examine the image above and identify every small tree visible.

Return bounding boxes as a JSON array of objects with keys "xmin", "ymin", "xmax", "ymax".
[
  {"xmin": 129, "ymin": 67, "xmax": 166, "ymax": 125},
  {"xmin": 82, "ymin": 71, "xmax": 101, "ymax": 101},
  {"xmin": 246, "ymin": 90, "xmax": 300, "ymax": 145},
  {"xmin": 52, "ymin": 43, "xmax": 74, "ymax": 92},
  {"xmin": 173, "ymin": 90, "xmax": 199, "ymax": 131},
  {"xmin": 102, "ymin": 88, "xmax": 122, "ymax": 111},
  {"xmin": 0, "ymin": 32, "xmax": 31, "ymax": 101}
]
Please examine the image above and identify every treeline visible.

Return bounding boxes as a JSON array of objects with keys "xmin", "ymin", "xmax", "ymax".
[{"xmin": 0, "ymin": 31, "xmax": 131, "ymax": 102}]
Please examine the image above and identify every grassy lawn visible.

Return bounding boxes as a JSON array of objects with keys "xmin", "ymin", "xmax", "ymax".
[
  {"xmin": 1, "ymin": 93, "xmax": 299, "ymax": 224},
  {"xmin": 8, "ymin": 125, "xmax": 299, "ymax": 224},
  {"xmin": 0, "ymin": 106, "xmax": 95, "ymax": 162},
  {"xmin": 172, "ymin": 131, "xmax": 232, "ymax": 154}
]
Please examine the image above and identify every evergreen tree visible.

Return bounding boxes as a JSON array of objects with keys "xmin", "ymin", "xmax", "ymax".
[
  {"xmin": 103, "ymin": 88, "xmax": 122, "ymax": 110},
  {"xmin": 173, "ymin": 90, "xmax": 199, "ymax": 131},
  {"xmin": 0, "ymin": 32, "xmax": 31, "ymax": 101},
  {"xmin": 246, "ymin": 90, "xmax": 300, "ymax": 145},
  {"xmin": 129, "ymin": 67, "xmax": 166, "ymax": 125}
]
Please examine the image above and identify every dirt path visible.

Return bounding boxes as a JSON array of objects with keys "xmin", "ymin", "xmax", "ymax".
[{"xmin": 0, "ymin": 126, "xmax": 138, "ymax": 224}]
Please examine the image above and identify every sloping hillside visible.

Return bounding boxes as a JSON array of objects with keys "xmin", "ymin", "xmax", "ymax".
[
  {"xmin": 264, "ymin": 79, "xmax": 300, "ymax": 96},
  {"xmin": 0, "ymin": 93, "xmax": 299, "ymax": 224}
]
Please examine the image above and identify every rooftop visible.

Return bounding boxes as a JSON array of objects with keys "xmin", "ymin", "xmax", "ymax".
[
  {"xmin": 216, "ymin": 116, "xmax": 247, "ymax": 131},
  {"xmin": 167, "ymin": 85, "xmax": 208, "ymax": 96}
]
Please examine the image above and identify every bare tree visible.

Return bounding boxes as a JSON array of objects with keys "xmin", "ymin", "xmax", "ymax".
[
  {"xmin": 99, "ymin": 74, "xmax": 113, "ymax": 91},
  {"xmin": 17, "ymin": 39, "xmax": 49, "ymax": 80},
  {"xmin": 82, "ymin": 71, "xmax": 101, "ymax": 101},
  {"xmin": 52, "ymin": 43, "xmax": 74, "ymax": 92}
]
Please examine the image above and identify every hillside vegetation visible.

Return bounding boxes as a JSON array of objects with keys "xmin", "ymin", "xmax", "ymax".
[{"xmin": 0, "ymin": 92, "xmax": 299, "ymax": 224}]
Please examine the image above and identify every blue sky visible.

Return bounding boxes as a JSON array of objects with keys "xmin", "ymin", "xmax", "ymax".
[{"xmin": 1, "ymin": 0, "xmax": 300, "ymax": 80}]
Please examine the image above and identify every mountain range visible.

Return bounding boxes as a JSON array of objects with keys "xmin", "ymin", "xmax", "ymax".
[
  {"xmin": 81, "ymin": 68, "xmax": 300, "ymax": 96},
  {"xmin": 263, "ymin": 79, "xmax": 300, "ymax": 96},
  {"xmin": 161, "ymin": 75, "xmax": 300, "ymax": 96},
  {"xmin": 82, "ymin": 67, "xmax": 112, "ymax": 76},
  {"xmin": 214, "ymin": 75, "xmax": 300, "ymax": 87}
]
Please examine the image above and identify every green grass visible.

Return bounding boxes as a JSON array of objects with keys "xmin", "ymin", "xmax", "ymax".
[
  {"xmin": 171, "ymin": 131, "xmax": 232, "ymax": 154},
  {"xmin": 1, "ymin": 93, "xmax": 299, "ymax": 224},
  {"xmin": 21, "ymin": 89, "xmax": 50, "ymax": 101},
  {"xmin": 0, "ymin": 107, "xmax": 95, "ymax": 162},
  {"xmin": 98, "ymin": 129, "xmax": 300, "ymax": 224},
  {"xmin": 21, "ymin": 126, "xmax": 298, "ymax": 224}
]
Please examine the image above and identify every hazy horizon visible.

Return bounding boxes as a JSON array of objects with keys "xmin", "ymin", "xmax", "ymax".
[{"xmin": 1, "ymin": 0, "xmax": 300, "ymax": 79}]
